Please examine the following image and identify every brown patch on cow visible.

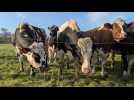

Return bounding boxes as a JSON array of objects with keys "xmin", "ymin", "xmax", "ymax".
[
  {"xmin": 127, "ymin": 22, "xmax": 134, "ymax": 33},
  {"xmin": 19, "ymin": 48, "xmax": 31, "ymax": 54},
  {"xmin": 128, "ymin": 22, "xmax": 134, "ymax": 27}
]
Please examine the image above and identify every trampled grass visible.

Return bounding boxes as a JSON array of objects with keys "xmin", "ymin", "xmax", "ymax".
[{"xmin": 0, "ymin": 44, "xmax": 134, "ymax": 87}]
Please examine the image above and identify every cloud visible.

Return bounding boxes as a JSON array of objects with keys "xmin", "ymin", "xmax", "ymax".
[
  {"xmin": 87, "ymin": 12, "xmax": 112, "ymax": 22},
  {"xmin": 15, "ymin": 12, "xmax": 27, "ymax": 22},
  {"xmin": 87, "ymin": 12, "xmax": 130, "ymax": 23}
]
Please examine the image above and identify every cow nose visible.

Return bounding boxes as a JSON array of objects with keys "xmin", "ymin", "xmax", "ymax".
[{"xmin": 42, "ymin": 61, "xmax": 46, "ymax": 65}]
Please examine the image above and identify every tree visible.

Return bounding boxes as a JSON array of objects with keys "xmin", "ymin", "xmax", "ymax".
[
  {"xmin": 1, "ymin": 28, "xmax": 8, "ymax": 40},
  {"xmin": 1, "ymin": 28, "xmax": 8, "ymax": 33}
]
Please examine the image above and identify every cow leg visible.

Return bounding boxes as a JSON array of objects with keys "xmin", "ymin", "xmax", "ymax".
[
  {"xmin": 127, "ymin": 55, "xmax": 134, "ymax": 78},
  {"xmin": 58, "ymin": 62, "xmax": 64, "ymax": 81},
  {"xmin": 40, "ymin": 67, "xmax": 45, "ymax": 79},
  {"xmin": 17, "ymin": 53, "xmax": 24, "ymax": 72},
  {"xmin": 100, "ymin": 52, "xmax": 108, "ymax": 77},
  {"xmin": 57, "ymin": 50, "xmax": 64, "ymax": 81},
  {"xmin": 66, "ymin": 62, "xmax": 70, "ymax": 69},
  {"xmin": 101, "ymin": 61, "xmax": 105, "ymax": 77},
  {"xmin": 41, "ymin": 56, "xmax": 47, "ymax": 80},
  {"xmin": 74, "ymin": 59, "xmax": 79, "ymax": 80},
  {"xmin": 128, "ymin": 60, "xmax": 132, "ymax": 78},
  {"xmin": 29, "ymin": 65, "xmax": 35, "ymax": 79},
  {"xmin": 111, "ymin": 50, "xmax": 115, "ymax": 70},
  {"xmin": 122, "ymin": 53, "xmax": 128, "ymax": 78},
  {"xmin": 91, "ymin": 50, "xmax": 97, "ymax": 75},
  {"xmin": 65, "ymin": 54, "xmax": 70, "ymax": 69}
]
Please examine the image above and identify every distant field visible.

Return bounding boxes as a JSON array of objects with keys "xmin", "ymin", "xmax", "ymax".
[{"xmin": 0, "ymin": 44, "xmax": 134, "ymax": 87}]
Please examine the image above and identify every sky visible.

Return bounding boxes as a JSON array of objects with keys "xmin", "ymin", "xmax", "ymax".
[{"xmin": 0, "ymin": 12, "xmax": 134, "ymax": 34}]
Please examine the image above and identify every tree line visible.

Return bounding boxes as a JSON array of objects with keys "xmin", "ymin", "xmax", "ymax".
[{"xmin": 0, "ymin": 28, "xmax": 13, "ymax": 44}]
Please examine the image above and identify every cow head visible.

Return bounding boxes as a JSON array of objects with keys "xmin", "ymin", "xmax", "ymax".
[
  {"xmin": 67, "ymin": 19, "xmax": 80, "ymax": 32},
  {"xmin": 48, "ymin": 25, "xmax": 59, "ymax": 46},
  {"xmin": 112, "ymin": 18, "xmax": 127, "ymax": 42},
  {"xmin": 15, "ymin": 23, "xmax": 36, "ymax": 47},
  {"xmin": 18, "ymin": 42, "xmax": 47, "ymax": 71},
  {"xmin": 77, "ymin": 37, "xmax": 93, "ymax": 75},
  {"xmin": 97, "ymin": 18, "xmax": 127, "ymax": 42},
  {"xmin": 25, "ymin": 42, "xmax": 46, "ymax": 69},
  {"xmin": 15, "ymin": 23, "xmax": 47, "ymax": 77}
]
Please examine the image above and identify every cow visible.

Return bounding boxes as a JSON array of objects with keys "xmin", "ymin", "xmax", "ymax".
[
  {"xmin": 47, "ymin": 19, "xmax": 80, "ymax": 66},
  {"xmin": 76, "ymin": 17, "xmax": 127, "ymax": 77},
  {"xmin": 48, "ymin": 20, "xmax": 84, "ymax": 80},
  {"xmin": 12, "ymin": 23, "xmax": 48, "ymax": 79},
  {"xmin": 119, "ymin": 21, "xmax": 134, "ymax": 78}
]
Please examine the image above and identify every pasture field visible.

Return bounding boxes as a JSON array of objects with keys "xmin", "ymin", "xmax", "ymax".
[{"xmin": 0, "ymin": 44, "xmax": 134, "ymax": 87}]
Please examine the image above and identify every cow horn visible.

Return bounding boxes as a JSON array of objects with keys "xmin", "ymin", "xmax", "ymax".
[
  {"xmin": 19, "ymin": 23, "xmax": 23, "ymax": 29},
  {"xmin": 19, "ymin": 23, "xmax": 24, "ymax": 32}
]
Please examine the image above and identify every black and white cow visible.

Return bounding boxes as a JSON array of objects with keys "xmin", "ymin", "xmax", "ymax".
[
  {"xmin": 13, "ymin": 23, "xmax": 47, "ymax": 79},
  {"xmin": 48, "ymin": 20, "xmax": 82, "ymax": 80}
]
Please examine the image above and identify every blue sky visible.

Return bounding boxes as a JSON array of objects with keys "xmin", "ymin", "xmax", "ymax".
[{"xmin": 0, "ymin": 12, "xmax": 134, "ymax": 34}]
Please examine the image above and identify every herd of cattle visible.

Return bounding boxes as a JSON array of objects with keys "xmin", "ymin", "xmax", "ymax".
[{"xmin": 11, "ymin": 17, "xmax": 134, "ymax": 80}]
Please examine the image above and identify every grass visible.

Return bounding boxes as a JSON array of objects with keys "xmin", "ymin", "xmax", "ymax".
[{"xmin": 0, "ymin": 44, "xmax": 134, "ymax": 87}]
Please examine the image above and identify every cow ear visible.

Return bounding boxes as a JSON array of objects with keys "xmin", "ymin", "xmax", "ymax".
[
  {"xmin": 48, "ymin": 27, "xmax": 51, "ymax": 30},
  {"xmin": 56, "ymin": 27, "xmax": 59, "ymax": 31},
  {"xmin": 109, "ymin": 24, "xmax": 113, "ymax": 29},
  {"xmin": 19, "ymin": 48, "xmax": 31, "ymax": 54},
  {"xmin": 105, "ymin": 23, "xmax": 113, "ymax": 29}
]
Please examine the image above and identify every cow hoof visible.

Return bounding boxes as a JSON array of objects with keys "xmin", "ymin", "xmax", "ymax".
[
  {"xmin": 19, "ymin": 69, "xmax": 24, "ymax": 73},
  {"xmin": 40, "ymin": 75, "xmax": 45, "ymax": 80},
  {"xmin": 32, "ymin": 72, "xmax": 36, "ymax": 77},
  {"xmin": 71, "ymin": 78, "xmax": 78, "ymax": 82},
  {"xmin": 101, "ymin": 72, "xmax": 104, "ymax": 77},
  {"xmin": 29, "ymin": 76, "xmax": 33, "ymax": 80},
  {"xmin": 19, "ymin": 71, "xmax": 25, "ymax": 75},
  {"xmin": 61, "ymin": 76, "xmax": 64, "ymax": 80},
  {"xmin": 58, "ymin": 76, "xmax": 63, "ymax": 81},
  {"xmin": 29, "ymin": 73, "xmax": 36, "ymax": 80},
  {"xmin": 91, "ymin": 69, "xmax": 96, "ymax": 75},
  {"xmin": 74, "ymin": 76, "xmax": 79, "ymax": 81},
  {"xmin": 90, "ymin": 73, "xmax": 94, "ymax": 77}
]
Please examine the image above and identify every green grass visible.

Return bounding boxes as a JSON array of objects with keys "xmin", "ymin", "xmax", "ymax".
[{"xmin": 0, "ymin": 44, "xmax": 134, "ymax": 87}]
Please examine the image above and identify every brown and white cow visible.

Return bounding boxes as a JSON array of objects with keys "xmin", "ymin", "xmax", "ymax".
[
  {"xmin": 76, "ymin": 17, "xmax": 127, "ymax": 76},
  {"xmin": 13, "ymin": 23, "xmax": 47, "ymax": 79},
  {"xmin": 77, "ymin": 37, "xmax": 93, "ymax": 75}
]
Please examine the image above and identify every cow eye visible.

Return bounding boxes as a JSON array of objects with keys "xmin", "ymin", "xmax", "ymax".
[{"xmin": 32, "ymin": 53, "xmax": 41, "ymax": 63}]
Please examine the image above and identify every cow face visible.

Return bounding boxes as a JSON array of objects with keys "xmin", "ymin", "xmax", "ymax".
[
  {"xmin": 48, "ymin": 25, "xmax": 59, "ymax": 46},
  {"xmin": 112, "ymin": 18, "xmax": 127, "ymax": 42},
  {"xmin": 22, "ymin": 42, "xmax": 47, "ymax": 70},
  {"xmin": 77, "ymin": 37, "xmax": 93, "ymax": 75},
  {"xmin": 15, "ymin": 24, "xmax": 35, "ymax": 47}
]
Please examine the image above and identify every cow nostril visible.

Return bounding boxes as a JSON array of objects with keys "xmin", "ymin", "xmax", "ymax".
[{"xmin": 42, "ymin": 61, "xmax": 45, "ymax": 65}]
